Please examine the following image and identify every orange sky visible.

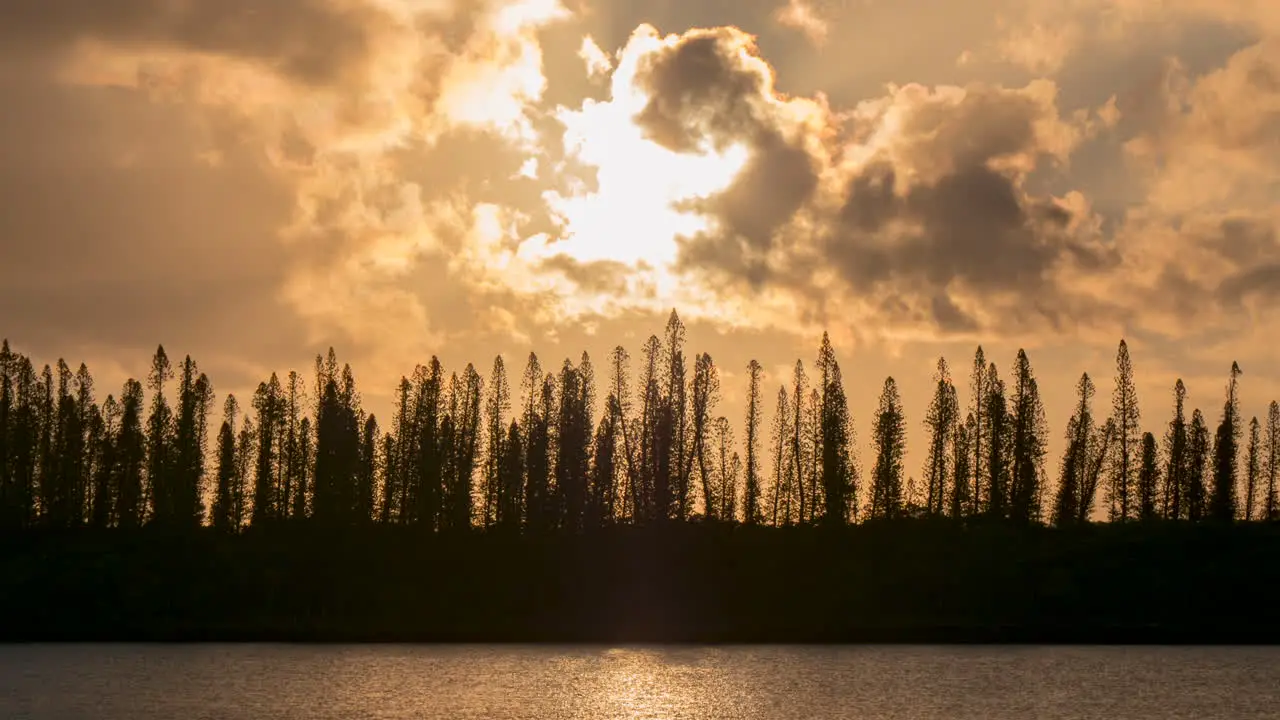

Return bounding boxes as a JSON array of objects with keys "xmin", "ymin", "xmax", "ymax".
[{"xmin": 2, "ymin": 0, "xmax": 1278, "ymax": 487}]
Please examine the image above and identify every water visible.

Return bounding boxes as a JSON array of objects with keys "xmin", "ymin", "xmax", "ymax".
[{"xmin": 1, "ymin": 645, "xmax": 1278, "ymax": 719}]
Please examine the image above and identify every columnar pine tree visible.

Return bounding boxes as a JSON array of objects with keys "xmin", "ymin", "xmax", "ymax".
[
  {"xmin": 769, "ymin": 386, "xmax": 792, "ymax": 526},
  {"xmin": 116, "ymin": 380, "xmax": 146, "ymax": 528},
  {"xmin": 818, "ymin": 341, "xmax": 854, "ymax": 526},
  {"xmin": 1187, "ymin": 409, "xmax": 1210, "ymax": 522},
  {"xmin": 790, "ymin": 361, "xmax": 808, "ymax": 522},
  {"xmin": 664, "ymin": 312, "xmax": 689, "ymax": 521},
  {"xmin": 1138, "ymin": 432, "xmax": 1160, "ymax": 521},
  {"xmin": 47, "ymin": 360, "xmax": 79, "ymax": 526},
  {"xmin": 1244, "ymin": 417, "xmax": 1261, "ymax": 521},
  {"xmin": 173, "ymin": 357, "xmax": 213, "ymax": 527},
  {"xmin": 608, "ymin": 347, "xmax": 637, "ymax": 522},
  {"xmin": 1209, "ymin": 362, "xmax": 1242, "ymax": 523},
  {"xmin": 1009, "ymin": 351, "xmax": 1047, "ymax": 524},
  {"xmin": 688, "ymin": 353, "xmax": 719, "ymax": 519},
  {"xmin": 295, "ymin": 416, "xmax": 312, "ymax": 520},
  {"xmin": 445, "ymin": 365, "xmax": 483, "ymax": 531},
  {"xmin": 522, "ymin": 354, "xmax": 550, "ymax": 529},
  {"xmin": 711, "ymin": 416, "xmax": 738, "ymax": 521},
  {"xmin": 951, "ymin": 415, "xmax": 973, "ymax": 519},
  {"xmin": 1054, "ymin": 373, "xmax": 1095, "ymax": 527},
  {"xmin": 969, "ymin": 347, "xmax": 988, "ymax": 516},
  {"xmin": 525, "ymin": 368, "xmax": 555, "ymax": 532},
  {"xmin": 555, "ymin": 358, "xmax": 590, "ymax": 531},
  {"xmin": 211, "ymin": 395, "xmax": 239, "ymax": 532},
  {"xmin": 1161, "ymin": 380, "xmax": 1190, "ymax": 520},
  {"xmin": 984, "ymin": 363, "xmax": 1010, "ymax": 518},
  {"xmin": 868, "ymin": 377, "xmax": 906, "ymax": 520},
  {"xmin": 281, "ymin": 371, "xmax": 306, "ymax": 521},
  {"xmin": 313, "ymin": 352, "xmax": 364, "ymax": 526},
  {"xmin": 499, "ymin": 420, "xmax": 525, "ymax": 529},
  {"xmin": 1109, "ymin": 340, "xmax": 1141, "ymax": 522},
  {"xmin": 483, "ymin": 356, "xmax": 510, "ymax": 528},
  {"xmin": 35, "ymin": 365, "xmax": 55, "ymax": 525},
  {"xmin": 145, "ymin": 347, "xmax": 174, "ymax": 526},
  {"xmin": 588, "ymin": 406, "xmax": 616, "ymax": 528},
  {"xmin": 1265, "ymin": 401, "xmax": 1280, "ymax": 521},
  {"xmin": 743, "ymin": 360, "xmax": 763, "ymax": 525},
  {"xmin": 251, "ymin": 374, "xmax": 282, "ymax": 526},
  {"xmin": 638, "ymin": 336, "xmax": 664, "ymax": 522},
  {"xmin": 415, "ymin": 358, "xmax": 446, "ymax": 529},
  {"xmin": 804, "ymin": 388, "xmax": 821, "ymax": 523},
  {"xmin": 357, "ymin": 414, "xmax": 378, "ymax": 524},
  {"xmin": 71, "ymin": 363, "xmax": 96, "ymax": 525},
  {"xmin": 1079, "ymin": 419, "xmax": 1115, "ymax": 524},
  {"xmin": 923, "ymin": 358, "xmax": 957, "ymax": 516},
  {"xmin": 89, "ymin": 395, "xmax": 118, "ymax": 528},
  {"xmin": 233, "ymin": 414, "xmax": 254, "ymax": 530}
]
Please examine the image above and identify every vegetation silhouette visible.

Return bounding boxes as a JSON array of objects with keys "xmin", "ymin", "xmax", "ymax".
[{"xmin": 2, "ymin": 311, "xmax": 1279, "ymax": 642}]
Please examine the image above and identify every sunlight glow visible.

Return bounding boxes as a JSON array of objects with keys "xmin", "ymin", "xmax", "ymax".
[{"xmin": 543, "ymin": 25, "xmax": 752, "ymax": 272}]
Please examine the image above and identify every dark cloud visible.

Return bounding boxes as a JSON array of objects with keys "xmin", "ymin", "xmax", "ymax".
[
  {"xmin": 632, "ymin": 27, "xmax": 771, "ymax": 153},
  {"xmin": 637, "ymin": 39, "xmax": 1116, "ymax": 334},
  {"xmin": 0, "ymin": 0, "xmax": 392, "ymax": 85},
  {"xmin": 538, "ymin": 255, "xmax": 639, "ymax": 294}
]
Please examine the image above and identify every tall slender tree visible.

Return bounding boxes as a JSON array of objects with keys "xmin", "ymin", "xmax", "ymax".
[
  {"xmin": 664, "ymin": 311, "xmax": 690, "ymax": 521},
  {"xmin": 172, "ymin": 356, "xmax": 213, "ymax": 526},
  {"xmin": 868, "ymin": 377, "xmax": 906, "ymax": 520},
  {"xmin": 769, "ymin": 386, "xmax": 792, "ymax": 526},
  {"xmin": 1109, "ymin": 340, "xmax": 1141, "ymax": 522},
  {"xmin": 817, "ymin": 338, "xmax": 854, "ymax": 525},
  {"xmin": 1244, "ymin": 417, "xmax": 1261, "ymax": 521},
  {"xmin": 555, "ymin": 358, "xmax": 591, "ymax": 531},
  {"xmin": 1209, "ymin": 362, "xmax": 1242, "ymax": 523},
  {"xmin": 1138, "ymin": 432, "xmax": 1160, "ymax": 521},
  {"xmin": 588, "ymin": 405, "xmax": 616, "ymax": 528},
  {"xmin": 89, "ymin": 395, "xmax": 118, "ymax": 528},
  {"xmin": 1162, "ymin": 380, "xmax": 1190, "ymax": 520},
  {"xmin": 790, "ymin": 361, "xmax": 809, "ymax": 522},
  {"xmin": 498, "ymin": 420, "xmax": 525, "ymax": 529},
  {"xmin": 1009, "ymin": 351, "xmax": 1047, "ymax": 524},
  {"xmin": 483, "ymin": 356, "xmax": 510, "ymax": 528},
  {"xmin": 969, "ymin": 347, "xmax": 988, "ymax": 516},
  {"xmin": 1054, "ymin": 374, "xmax": 1095, "ymax": 527},
  {"xmin": 743, "ymin": 360, "xmax": 763, "ymax": 525},
  {"xmin": 688, "ymin": 353, "xmax": 719, "ymax": 519},
  {"xmin": 951, "ymin": 415, "xmax": 973, "ymax": 519},
  {"xmin": 1187, "ymin": 409, "xmax": 1210, "ymax": 522},
  {"xmin": 923, "ymin": 358, "xmax": 958, "ymax": 516},
  {"xmin": 1265, "ymin": 401, "xmax": 1279, "ymax": 522},
  {"xmin": 1079, "ymin": 419, "xmax": 1115, "ymax": 524},
  {"xmin": 116, "ymin": 380, "xmax": 146, "ymax": 528},
  {"xmin": 251, "ymin": 374, "xmax": 282, "ymax": 526},
  {"xmin": 211, "ymin": 395, "xmax": 239, "ymax": 532},
  {"xmin": 984, "ymin": 363, "xmax": 1010, "ymax": 518},
  {"xmin": 144, "ymin": 347, "xmax": 174, "ymax": 526}
]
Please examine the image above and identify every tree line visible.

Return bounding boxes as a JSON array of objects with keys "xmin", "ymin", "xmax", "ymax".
[{"xmin": 1, "ymin": 311, "xmax": 1275, "ymax": 533}]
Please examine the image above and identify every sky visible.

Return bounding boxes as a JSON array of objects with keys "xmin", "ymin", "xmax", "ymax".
[{"xmin": 3, "ymin": 0, "xmax": 1279, "ymax": 481}]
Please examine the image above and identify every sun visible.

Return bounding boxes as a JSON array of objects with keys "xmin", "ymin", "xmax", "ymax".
[{"xmin": 541, "ymin": 25, "xmax": 752, "ymax": 272}]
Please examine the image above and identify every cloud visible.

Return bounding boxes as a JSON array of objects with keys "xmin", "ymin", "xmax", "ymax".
[
  {"xmin": 578, "ymin": 35, "xmax": 613, "ymax": 79},
  {"xmin": 773, "ymin": 0, "xmax": 829, "ymax": 46},
  {"xmin": 1, "ymin": 0, "xmax": 396, "ymax": 86},
  {"xmin": 602, "ymin": 23, "xmax": 1114, "ymax": 338},
  {"xmin": 1097, "ymin": 39, "xmax": 1280, "ymax": 343}
]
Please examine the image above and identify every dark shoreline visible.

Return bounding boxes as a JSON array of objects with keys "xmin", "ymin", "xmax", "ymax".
[{"xmin": 4, "ymin": 521, "xmax": 1278, "ymax": 645}]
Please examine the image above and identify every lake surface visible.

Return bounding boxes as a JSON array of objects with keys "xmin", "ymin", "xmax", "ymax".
[{"xmin": 2, "ymin": 645, "xmax": 1278, "ymax": 719}]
